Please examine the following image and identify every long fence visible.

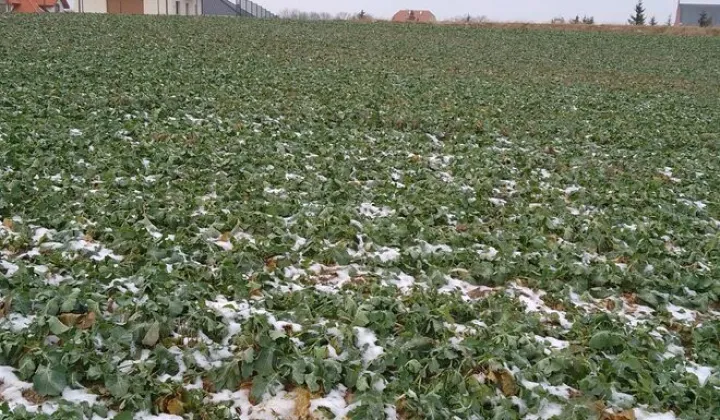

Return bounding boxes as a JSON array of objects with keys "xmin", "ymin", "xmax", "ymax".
[{"xmin": 236, "ymin": 0, "xmax": 273, "ymax": 18}]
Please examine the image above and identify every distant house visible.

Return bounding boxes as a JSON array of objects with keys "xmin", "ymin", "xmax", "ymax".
[
  {"xmin": 675, "ymin": 2, "xmax": 720, "ymax": 26},
  {"xmin": 65, "ymin": 0, "xmax": 202, "ymax": 15},
  {"xmin": 4, "ymin": 0, "xmax": 69, "ymax": 12},
  {"xmin": 27, "ymin": 0, "xmax": 272, "ymax": 16},
  {"xmin": 392, "ymin": 9, "xmax": 436, "ymax": 23}
]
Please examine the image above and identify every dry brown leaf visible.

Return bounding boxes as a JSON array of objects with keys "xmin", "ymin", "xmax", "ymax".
[
  {"xmin": 602, "ymin": 299, "xmax": 616, "ymax": 311},
  {"xmin": 0, "ymin": 297, "xmax": 11, "ymax": 318},
  {"xmin": 2, "ymin": 218, "xmax": 13, "ymax": 229},
  {"xmin": 58, "ymin": 313, "xmax": 82, "ymax": 327},
  {"xmin": 78, "ymin": 311, "xmax": 96, "ymax": 329},
  {"xmin": 202, "ymin": 377, "xmax": 216, "ymax": 393},
  {"xmin": 487, "ymin": 369, "xmax": 517, "ymax": 396},
  {"xmin": 293, "ymin": 387, "xmax": 312, "ymax": 419},
  {"xmin": 219, "ymin": 232, "xmax": 231, "ymax": 242},
  {"xmin": 600, "ymin": 409, "xmax": 636, "ymax": 420},
  {"xmin": 623, "ymin": 293, "xmax": 638, "ymax": 305},
  {"xmin": 264, "ymin": 257, "xmax": 277, "ymax": 272},
  {"xmin": 58, "ymin": 312, "xmax": 96, "ymax": 330},
  {"xmin": 165, "ymin": 397, "xmax": 185, "ymax": 415},
  {"xmin": 455, "ymin": 224, "xmax": 469, "ymax": 233},
  {"xmin": 568, "ymin": 388, "xmax": 583, "ymax": 398},
  {"xmin": 107, "ymin": 299, "xmax": 116, "ymax": 313},
  {"xmin": 22, "ymin": 389, "xmax": 48, "ymax": 404},
  {"xmin": 467, "ymin": 288, "xmax": 492, "ymax": 299},
  {"xmin": 614, "ymin": 256, "xmax": 629, "ymax": 264}
]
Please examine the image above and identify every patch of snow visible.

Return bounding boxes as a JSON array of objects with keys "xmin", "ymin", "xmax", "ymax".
[
  {"xmin": 677, "ymin": 198, "xmax": 706, "ymax": 211},
  {"xmin": 135, "ymin": 412, "xmax": 183, "ymax": 420},
  {"xmin": 1, "ymin": 313, "xmax": 36, "ymax": 332},
  {"xmin": 264, "ymin": 187, "xmax": 286, "ymax": 195},
  {"xmin": 489, "ymin": 198, "xmax": 507, "ymax": 206},
  {"xmin": 283, "ymin": 266, "xmax": 306, "ymax": 280},
  {"xmin": 666, "ymin": 303, "xmax": 696, "ymax": 323},
  {"xmin": 476, "ymin": 246, "xmax": 499, "ymax": 260},
  {"xmin": 524, "ymin": 399, "xmax": 563, "ymax": 420},
  {"xmin": 310, "ymin": 386, "xmax": 357, "ymax": 418},
  {"xmin": 67, "ymin": 239, "xmax": 123, "ymax": 262},
  {"xmin": 358, "ymin": 202, "xmax": 395, "ymax": 219},
  {"xmin": 61, "ymin": 387, "xmax": 98, "ymax": 405},
  {"xmin": 634, "ymin": 408, "xmax": 676, "ymax": 420},
  {"xmin": 387, "ymin": 273, "xmax": 418, "ymax": 291},
  {"xmin": 562, "ymin": 185, "xmax": 582, "ymax": 195},
  {"xmin": 311, "ymin": 265, "xmax": 355, "ymax": 294},
  {"xmin": 272, "ymin": 321, "xmax": 302, "ymax": 333},
  {"xmin": 414, "ymin": 241, "xmax": 452, "ymax": 255},
  {"xmin": 32, "ymin": 227, "xmax": 53, "ymax": 243},
  {"xmin": 521, "ymin": 380, "xmax": 576, "ymax": 399},
  {"xmin": 439, "ymin": 277, "xmax": 495, "ymax": 301},
  {"xmin": 207, "ymin": 387, "xmax": 299, "ymax": 419},
  {"xmin": 0, "ymin": 365, "xmax": 57, "ymax": 414},
  {"xmin": 291, "ymin": 236, "xmax": 307, "ymax": 251},
  {"xmin": 0, "ymin": 260, "xmax": 19, "ymax": 277},
  {"xmin": 156, "ymin": 346, "xmax": 186, "ymax": 383},
  {"xmin": 510, "ymin": 284, "xmax": 572, "ymax": 329},
  {"xmin": 686, "ymin": 362, "xmax": 713, "ymax": 386},
  {"xmin": 384, "ymin": 404, "xmax": 398, "ymax": 420},
  {"xmin": 354, "ymin": 327, "xmax": 384, "ymax": 365},
  {"xmin": 106, "ymin": 277, "xmax": 141, "ymax": 295},
  {"xmin": 658, "ymin": 341, "xmax": 685, "ymax": 360},
  {"xmin": 375, "ymin": 247, "xmax": 401, "ymax": 262},
  {"xmin": 534, "ymin": 335, "xmax": 569, "ymax": 353},
  {"xmin": 610, "ymin": 389, "xmax": 635, "ymax": 407}
]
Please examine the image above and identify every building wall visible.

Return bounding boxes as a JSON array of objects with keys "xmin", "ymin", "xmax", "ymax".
[
  {"xmin": 75, "ymin": 0, "xmax": 107, "ymax": 13},
  {"xmin": 70, "ymin": 0, "xmax": 200, "ymax": 14},
  {"xmin": 676, "ymin": 4, "xmax": 720, "ymax": 26},
  {"xmin": 200, "ymin": 0, "xmax": 244, "ymax": 16},
  {"xmin": 144, "ymin": 0, "xmax": 200, "ymax": 15}
]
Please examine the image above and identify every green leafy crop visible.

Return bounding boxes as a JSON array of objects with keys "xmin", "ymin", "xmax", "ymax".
[{"xmin": 0, "ymin": 13, "xmax": 718, "ymax": 420}]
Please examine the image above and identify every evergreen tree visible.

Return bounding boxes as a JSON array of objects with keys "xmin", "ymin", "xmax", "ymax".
[
  {"xmin": 666, "ymin": 15, "xmax": 672, "ymax": 26},
  {"xmin": 571, "ymin": 15, "xmax": 581, "ymax": 24},
  {"xmin": 650, "ymin": 16, "xmax": 657, "ymax": 26},
  {"xmin": 628, "ymin": 0, "xmax": 646, "ymax": 25},
  {"xmin": 698, "ymin": 10, "xmax": 712, "ymax": 27},
  {"xmin": 582, "ymin": 15, "xmax": 595, "ymax": 24}
]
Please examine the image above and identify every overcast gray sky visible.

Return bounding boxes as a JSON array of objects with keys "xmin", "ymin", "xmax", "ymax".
[{"xmin": 259, "ymin": 0, "xmax": 720, "ymax": 24}]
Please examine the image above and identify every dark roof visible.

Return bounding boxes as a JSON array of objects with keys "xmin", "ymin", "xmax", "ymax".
[
  {"xmin": 675, "ymin": 3, "xmax": 720, "ymax": 26},
  {"xmin": 202, "ymin": 0, "xmax": 275, "ymax": 18}
]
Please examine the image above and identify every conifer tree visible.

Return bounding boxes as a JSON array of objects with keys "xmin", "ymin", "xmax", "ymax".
[{"xmin": 628, "ymin": 0, "xmax": 646, "ymax": 25}]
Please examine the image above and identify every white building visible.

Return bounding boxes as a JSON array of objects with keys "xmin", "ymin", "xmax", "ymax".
[{"xmin": 69, "ymin": 0, "xmax": 201, "ymax": 15}]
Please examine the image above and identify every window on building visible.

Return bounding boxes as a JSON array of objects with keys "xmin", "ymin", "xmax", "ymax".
[
  {"xmin": 175, "ymin": 0, "xmax": 179, "ymax": 14},
  {"xmin": 185, "ymin": 2, "xmax": 188, "ymax": 15}
]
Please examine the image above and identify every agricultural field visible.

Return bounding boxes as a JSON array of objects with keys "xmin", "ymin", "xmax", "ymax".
[{"xmin": 1, "ymin": 13, "xmax": 720, "ymax": 420}]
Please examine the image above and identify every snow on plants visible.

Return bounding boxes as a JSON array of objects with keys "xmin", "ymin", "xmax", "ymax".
[{"xmin": 0, "ymin": 13, "xmax": 719, "ymax": 419}]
